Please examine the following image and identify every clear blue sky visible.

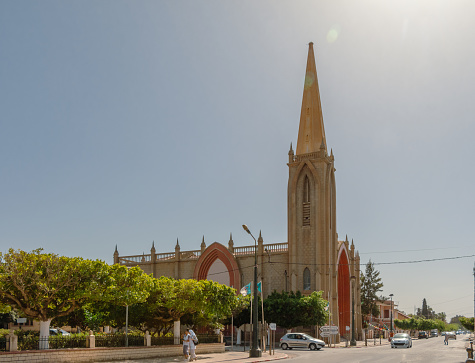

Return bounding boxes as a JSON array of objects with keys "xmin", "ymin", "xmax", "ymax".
[{"xmin": 1, "ymin": 1, "xmax": 474, "ymax": 321}]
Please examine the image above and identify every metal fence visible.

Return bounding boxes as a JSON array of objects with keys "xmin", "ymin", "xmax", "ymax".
[
  {"xmin": 196, "ymin": 334, "xmax": 219, "ymax": 344},
  {"xmin": 3, "ymin": 333, "xmax": 219, "ymax": 352},
  {"xmin": 151, "ymin": 336, "xmax": 174, "ymax": 346},
  {"xmin": 0, "ymin": 337, "xmax": 7, "ymax": 352},
  {"xmin": 95, "ymin": 334, "xmax": 143, "ymax": 347}
]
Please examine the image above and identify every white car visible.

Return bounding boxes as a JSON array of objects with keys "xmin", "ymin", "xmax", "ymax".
[
  {"xmin": 391, "ymin": 333, "xmax": 412, "ymax": 349},
  {"xmin": 280, "ymin": 333, "xmax": 325, "ymax": 350}
]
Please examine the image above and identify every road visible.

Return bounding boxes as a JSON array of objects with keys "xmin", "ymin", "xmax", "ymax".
[{"xmin": 285, "ymin": 335, "xmax": 471, "ymax": 363}]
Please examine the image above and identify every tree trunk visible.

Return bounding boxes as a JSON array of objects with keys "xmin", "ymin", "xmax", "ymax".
[
  {"xmin": 39, "ymin": 319, "xmax": 52, "ymax": 350},
  {"xmin": 173, "ymin": 320, "xmax": 180, "ymax": 345},
  {"xmin": 236, "ymin": 327, "xmax": 242, "ymax": 345}
]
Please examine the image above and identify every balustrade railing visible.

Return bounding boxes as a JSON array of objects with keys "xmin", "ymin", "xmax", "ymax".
[
  {"xmin": 263, "ymin": 242, "xmax": 288, "ymax": 253},
  {"xmin": 233, "ymin": 245, "xmax": 256, "ymax": 256},
  {"xmin": 180, "ymin": 250, "xmax": 201, "ymax": 260}
]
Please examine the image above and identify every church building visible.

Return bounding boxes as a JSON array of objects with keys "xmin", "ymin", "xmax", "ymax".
[{"xmin": 114, "ymin": 43, "xmax": 362, "ymax": 338}]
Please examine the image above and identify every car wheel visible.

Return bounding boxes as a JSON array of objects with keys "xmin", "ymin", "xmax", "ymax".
[
  {"xmin": 281, "ymin": 343, "xmax": 288, "ymax": 350},
  {"xmin": 309, "ymin": 343, "xmax": 316, "ymax": 350}
]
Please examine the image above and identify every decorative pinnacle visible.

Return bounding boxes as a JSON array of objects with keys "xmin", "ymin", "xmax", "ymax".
[
  {"xmin": 175, "ymin": 238, "xmax": 180, "ymax": 248},
  {"xmin": 201, "ymin": 235, "xmax": 206, "ymax": 247},
  {"xmin": 114, "ymin": 244, "xmax": 118, "ymax": 253},
  {"xmin": 229, "ymin": 233, "xmax": 233, "ymax": 242}
]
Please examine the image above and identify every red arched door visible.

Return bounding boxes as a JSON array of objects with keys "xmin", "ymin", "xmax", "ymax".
[{"xmin": 338, "ymin": 249, "xmax": 351, "ymax": 337}]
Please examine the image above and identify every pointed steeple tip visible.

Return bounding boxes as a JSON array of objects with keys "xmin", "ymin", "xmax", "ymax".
[
  {"xmin": 175, "ymin": 238, "xmax": 180, "ymax": 248},
  {"xmin": 259, "ymin": 230, "xmax": 262, "ymax": 238},
  {"xmin": 351, "ymin": 238, "xmax": 354, "ymax": 247},
  {"xmin": 115, "ymin": 244, "xmax": 118, "ymax": 252},
  {"xmin": 229, "ymin": 233, "xmax": 233, "ymax": 241},
  {"xmin": 320, "ymin": 138, "xmax": 326, "ymax": 150},
  {"xmin": 296, "ymin": 42, "xmax": 327, "ymax": 155},
  {"xmin": 330, "ymin": 148, "xmax": 333, "ymax": 157},
  {"xmin": 201, "ymin": 235, "xmax": 206, "ymax": 247},
  {"xmin": 152, "ymin": 241, "xmax": 155, "ymax": 248}
]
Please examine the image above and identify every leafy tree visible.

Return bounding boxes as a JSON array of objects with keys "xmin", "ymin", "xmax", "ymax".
[
  {"xmin": 421, "ymin": 298, "xmax": 429, "ymax": 318},
  {"xmin": 263, "ymin": 290, "xmax": 328, "ymax": 329},
  {"xmin": 0, "ymin": 248, "xmax": 153, "ymax": 347},
  {"xmin": 459, "ymin": 317, "xmax": 474, "ymax": 332},
  {"xmin": 360, "ymin": 261, "xmax": 384, "ymax": 319},
  {"xmin": 91, "ymin": 277, "xmax": 239, "ymax": 336}
]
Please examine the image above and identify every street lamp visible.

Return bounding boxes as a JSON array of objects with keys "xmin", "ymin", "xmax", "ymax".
[
  {"xmin": 350, "ymin": 276, "xmax": 356, "ymax": 346},
  {"xmin": 389, "ymin": 293, "xmax": 394, "ymax": 339},
  {"xmin": 242, "ymin": 224, "xmax": 262, "ymax": 358}
]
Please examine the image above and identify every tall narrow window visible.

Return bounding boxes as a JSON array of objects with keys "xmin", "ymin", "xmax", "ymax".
[
  {"xmin": 303, "ymin": 176, "xmax": 310, "ymax": 226},
  {"xmin": 303, "ymin": 268, "xmax": 311, "ymax": 290},
  {"xmin": 284, "ymin": 270, "xmax": 288, "ymax": 292}
]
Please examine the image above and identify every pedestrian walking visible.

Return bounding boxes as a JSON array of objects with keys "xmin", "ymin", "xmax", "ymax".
[
  {"xmin": 444, "ymin": 333, "xmax": 449, "ymax": 345},
  {"xmin": 186, "ymin": 329, "xmax": 197, "ymax": 361},
  {"xmin": 182, "ymin": 332, "xmax": 190, "ymax": 361}
]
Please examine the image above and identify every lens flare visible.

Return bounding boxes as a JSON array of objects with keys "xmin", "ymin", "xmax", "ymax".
[{"xmin": 327, "ymin": 24, "xmax": 341, "ymax": 43}]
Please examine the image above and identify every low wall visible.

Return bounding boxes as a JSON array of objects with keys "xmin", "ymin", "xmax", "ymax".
[{"xmin": 0, "ymin": 343, "xmax": 224, "ymax": 362}]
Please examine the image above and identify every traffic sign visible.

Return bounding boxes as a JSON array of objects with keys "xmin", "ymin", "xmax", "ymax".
[
  {"xmin": 320, "ymin": 332, "xmax": 331, "ymax": 338},
  {"xmin": 269, "ymin": 323, "xmax": 276, "ymax": 331},
  {"xmin": 320, "ymin": 325, "xmax": 339, "ymax": 334}
]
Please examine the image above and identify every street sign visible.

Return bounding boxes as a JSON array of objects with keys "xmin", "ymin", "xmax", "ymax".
[
  {"xmin": 320, "ymin": 332, "xmax": 331, "ymax": 338},
  {"xmin": 346, "ymin": 326, "xmax": 350, "ymax": 331},
  {"xmin": 16, "ymin": 318, "xmax": 27, "ymax": 324},
  {"xmin": 269, "ymin": 323, "xmax": 276, "ymax": 331},
  {"xmin": 320, "ymin": 325, "xmax": 339, "ymax": 334}
]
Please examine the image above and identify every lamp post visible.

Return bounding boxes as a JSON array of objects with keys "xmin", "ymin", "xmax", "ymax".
[
  {"xmin": 389, "ymin": 293, "xmax": 394, "ymax": 340},
  {"xmin": 242, "ymin": 224, "xmax": 262, "ymax": 358},
  {"xmin": 350, "ymin": 276, "xmax": 356, "ymax": 346}
]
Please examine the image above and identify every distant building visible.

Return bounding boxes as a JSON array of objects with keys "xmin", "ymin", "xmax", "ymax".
[
  {"xmin": 115, "ymin": 43, "xmax": 362, "ymax": 339},
  {"xmin": 374, "ymin": 300, "xmax": 410, "ymax": 330}
]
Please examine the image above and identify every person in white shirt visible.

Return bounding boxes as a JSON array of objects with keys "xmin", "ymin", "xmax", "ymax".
[
  {"xmin": 186, "ymin": 329, "xmax": 197, "ymax": 361},
  {"xmin": 182, "ymin": 332, "xmax": 189, "ymax": 361}
]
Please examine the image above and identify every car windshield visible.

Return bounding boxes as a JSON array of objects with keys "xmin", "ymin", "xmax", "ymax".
[
  {"xmin": 394, "ymin": 334, "xmax": 408, "ymax": 339},
  {"xmin": 302, "ymin": 334, "xmax": 314, "ymax": 340}
]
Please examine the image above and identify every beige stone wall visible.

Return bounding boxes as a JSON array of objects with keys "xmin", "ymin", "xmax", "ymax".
[{"xmin": 0, "ymin": 344, "xmax": 224, "ymax": 363}]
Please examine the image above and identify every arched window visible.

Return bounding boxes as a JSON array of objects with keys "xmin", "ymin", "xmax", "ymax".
[
  {"xmin": 303, "ymin": 176, "xmax": 310, "ymax": 226},
  {"xmin": 303, "ymin": 268, "xmax": 311, "ymax": 290}
]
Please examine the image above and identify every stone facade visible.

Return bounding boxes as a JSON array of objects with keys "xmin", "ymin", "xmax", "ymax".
[{"xmin": 115, "ymin": 43, "xmax": 362, "ymax": 339}]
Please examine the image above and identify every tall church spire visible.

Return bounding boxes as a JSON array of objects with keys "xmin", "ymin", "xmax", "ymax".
[{"xmin": 296, "ymin": 42, "xmax": 327, "ymax": 155}]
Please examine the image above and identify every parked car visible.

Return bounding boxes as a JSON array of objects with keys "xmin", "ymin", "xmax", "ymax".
[
  {"xmin": 49, "ymin": 328, "xmax": 70, "ymax": 336},
  {"xmin": 441, "ymin": 331, "xmax": 446, "ymax": 336},
  {"xmin": 418, "ymin": 331, "xmax": 429, "ymax": 339},
  {"xmin": 280, "ymin": 333, "xmax": 325, "ymax": 350},
  {"xmin": 446, "ymin": 332, "xmax": 456, "ymax": 340},
  {"xmin": 391, "ymin": 333, "xmax": 412, "ymax": 349},
  {"xmin": 430, "ymin": 329, "xmax": 438, "ymax": 337}
]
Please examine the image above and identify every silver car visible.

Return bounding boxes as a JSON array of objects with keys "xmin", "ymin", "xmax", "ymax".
[
  {"xmin": 391, "ymin": 333, "xmax": 412, "ymax": 349},
  {"xmin": 280, "ymin": 333, "xmax": 325, "ymax": 350}
]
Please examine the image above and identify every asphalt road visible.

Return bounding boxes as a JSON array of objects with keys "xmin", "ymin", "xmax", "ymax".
[{"xmin": 285, "ymin": 335, "xmax": 471, "ymax": 363}]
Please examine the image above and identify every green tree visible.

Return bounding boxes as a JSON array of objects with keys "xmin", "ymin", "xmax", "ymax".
[
  {"xmin": 459, "ymin": 317, "xmax": 474, "ymax": 332},
  {"xmin": 360, "ymin": 261, "xmax": 384, "ymax": 319},
  {"xmin": 0, "ymin": 248, "xmax": 153, "ymax": 347},
  {"xmin": 263, "ymin": 290, "xmax": 328, "ymax": 330}
]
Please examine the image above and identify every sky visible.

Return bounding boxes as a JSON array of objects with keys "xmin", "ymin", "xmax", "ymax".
[{"xmin": 1, "ymin": 1, "xmax": 474, "ymax": 321}]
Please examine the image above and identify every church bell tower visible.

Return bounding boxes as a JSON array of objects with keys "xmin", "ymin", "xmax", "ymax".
[{"xmin": 287, "ymin": 43, "xmax": 338, "ymax": 309}]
